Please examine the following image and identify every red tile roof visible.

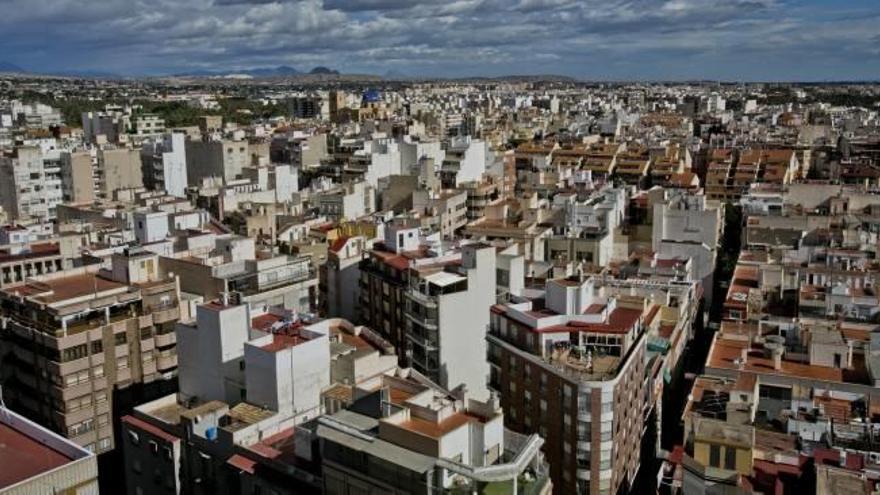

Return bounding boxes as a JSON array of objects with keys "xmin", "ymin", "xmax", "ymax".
[{"xmin": 328, "ymin": 236, "xmax": 350, "ymax": 253}]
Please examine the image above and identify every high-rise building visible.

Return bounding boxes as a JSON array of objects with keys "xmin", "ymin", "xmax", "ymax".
[
  {"xmin": 488, "ymin": 275, "xmax": 698, "ymax": 494},
  {"xmin": 0, "ymin": 249, "xmax": 183, "ymax": 454}
]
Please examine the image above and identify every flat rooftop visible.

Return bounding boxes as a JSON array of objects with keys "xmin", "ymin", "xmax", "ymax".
[
  {"xmin": 0, "ymin": 420, "xmax": 74, "ymax": 489},
  {"xmin": 398, "ymin": 412, "xmax": 482, "ymax": 440},
  {"xmin": 7, "ymin": 272, "xmax": 127, "ymax": 304}
]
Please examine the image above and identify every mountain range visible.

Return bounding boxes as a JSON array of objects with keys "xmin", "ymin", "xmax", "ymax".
[{"xmin": 173, "ymin": 65, "xmax": 340, "ymax": 78}]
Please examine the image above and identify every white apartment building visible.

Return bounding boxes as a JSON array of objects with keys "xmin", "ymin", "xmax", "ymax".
[
  {"xmin": 0, "ymin": 145, "xmax": 63, "ymax": 222},
  {"xmin": 652, "ymin": 189, "xmax": 721, "ymax": 303},
  {"xmin": 404, "ymin": 243, "xmax": 497, "ymax": 400},
  {"xmin": 315, "ymin": 180, "xmax": 375, "ymax": 221},
  {"xmin": 441, "ymin": 135, "xmax": 489, "ymax": 187},
  {"xmin": 141, "ymin": 133, "xmax": 188, "ymax": 197}
]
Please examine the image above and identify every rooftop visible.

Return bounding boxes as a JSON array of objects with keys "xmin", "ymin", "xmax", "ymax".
[{"xmin": 0, "ymin": 422, "xmax": 73, "ymax": 489}]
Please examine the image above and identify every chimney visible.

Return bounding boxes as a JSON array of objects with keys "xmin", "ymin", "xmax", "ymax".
[{"xmin": 772, "ymin": 347, "xmax": 783, "ymax": 371}]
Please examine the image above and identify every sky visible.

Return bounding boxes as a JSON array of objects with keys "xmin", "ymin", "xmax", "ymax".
[{"xmin": 0, "ymin": 0, "xmax": 878, "ymax": 80}]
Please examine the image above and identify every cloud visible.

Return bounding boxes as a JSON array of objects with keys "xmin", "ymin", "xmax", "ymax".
[{"xmin": 0, "ymin": 0, "xmax": 876, "ymax": 79}]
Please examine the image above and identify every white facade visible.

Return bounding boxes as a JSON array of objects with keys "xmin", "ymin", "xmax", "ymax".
[
  {"xmin": 142, "ymin": 133, "xmax": 188, "ymax": 197},
  {"xmin": 244, "ymin": 323, "xmax": 330, "ymax": 419},
  {"xmin": 0, "ymin": 145, "xmax": 63, "ymax": 221},
  {"xmin": 134, "ymin": 211, "xmax": 170, "ymax": 244},
  {"xmin": 362, "ymin": 138, "xmax": 402, "ymax": 189},
  {"xmin": 177, "ymin": 302, "xmax": 250, "ymax": 405}
]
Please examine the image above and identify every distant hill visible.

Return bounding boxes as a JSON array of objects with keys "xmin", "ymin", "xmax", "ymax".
[
  {"xmin": 0, "ymin": 61, "xmax": 25, "ymax": 73},
  {"xmin": 0, "ymin": 62, "xmax": 122, "ymax": 79},
  {"xmin": 309, "ymin": 66, "xmax": 339, "ymax": 75},
  {"xmin": 243, "ymin": 65, "xmax": 301, "ymax": 77},
  {"xmin": 173, "ymin": 65, "xmax": 301, "ymax": 78}
]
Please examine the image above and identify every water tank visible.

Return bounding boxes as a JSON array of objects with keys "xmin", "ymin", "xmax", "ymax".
[{"xmin": 205, "ymin": 427, "xmax": 218, "ymax": 441}]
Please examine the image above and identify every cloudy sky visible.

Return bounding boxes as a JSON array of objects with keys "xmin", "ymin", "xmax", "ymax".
[{"xmin": 1, "ymin": 0, "xmax": 878, "ymax": 80}]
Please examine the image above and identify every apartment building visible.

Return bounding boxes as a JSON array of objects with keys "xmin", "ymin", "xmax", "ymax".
[
  {"xmin": 0, "ymin": 146, "xmax": 63, "ymax": 222},
  {"xmin": 358, "ymin": 222, "xmax": 420, "ymax": 353},
  {"xmin": 465, "ymin": 194, "xmax": 554, "ymax": 264},
  {"xmin": 651, "ymin": 189, "xmax": 722, "ymax": 304},
  {"xmin": 82, "ymin": 110, "xmax": 128, "ymax": 144},
  {"xmin": 412, "ymin": 189, "xmax": 468, "ymax": 240},
  {"xmin": 122, "ymin": 301, "xmax": 330, "ymax": 495},
  {"xmin": 122, "ymin": 296, "xmax": 430, "ymax": 495},
  {"xmin": 319, "ymin": 383, "xmax": 551, "ymax": 495},
  {"xmin": 359, "ymin": 221, "xmax": 500, "ymax": 398},
  {"xmin": 320, "ymin": 235, "xmax": 367, "ymax": 322},
  {"xmin": 141, "ymin": 133, "xmax": 188, "ymax": 197},
  {"xmin": 461, "ymin": 177, "xmax": 501, "ymax": 221},
  {"xmin": 131, "ymin": 114, "xmax": 165, "ymax": 139},
  {"xmin": 159, "ymin": 234, "xmax": 318, "ymax": 314},
  {"xmin": 60, "ymin": 150, "xmax": 97, "ymax": 204},
  {"xmin": 439, "ymin": 135, "xmax": 489, "ymax": 187},
  {"xmin": 546, "ymin": 186, "xmax": 628, "ymax": 270},
  {"xmin": 0, "ymin": 405, "xmax": 98, "ymax": 495},
  {"xmin": 314, "ymin": 180, "xmax": 375, "ymax": 221},
  {"xmin": 0, "ymin": 231, "xmax": 80, "ymax": 288},
  {"xmin": 487, "ymin": 275, "xmax": 698, "ymax": 494},
  {"xmin": 612, "ymin": 148, "xmax": 652, "ymax": 187},
  {"xmin": 0, "ymin": 249, "xmax": 183, "ymax": 454},
  {"xmin": 185, "ymin": 138, "xmax": 250, "ymax": 184},
  {"xmin": 97, "ymin": 146, "xmax": 144, "ymax": 199},
  {"xmin": 403, "ymin": 242, "xmax": 496, "ymax": 400}
]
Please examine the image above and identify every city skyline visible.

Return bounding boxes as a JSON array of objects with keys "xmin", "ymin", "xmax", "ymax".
[{"xmin": 1, "ymin": 0, "xmax": 879, "ymax": 80}]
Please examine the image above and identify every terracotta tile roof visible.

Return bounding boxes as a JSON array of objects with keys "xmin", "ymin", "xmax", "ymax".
[
  {"xmin": 329, "ymin": 236, "xmax": 350, "ymax": 253},
  {"xmin": 708, "ymin": 337, "xmax": 842, "ymax": 382}
]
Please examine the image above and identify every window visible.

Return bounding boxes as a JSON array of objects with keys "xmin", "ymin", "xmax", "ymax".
[
  {"xmin": 724, "ymin": 447, "xmax": 736, "ymax": 470},
  {"xmin": 115, "ymin": 332, "xmax": 127, "ymax": 346},
  {"xmin": 709, "ymin": 444, "xmax": 721, "ymax": 468}
]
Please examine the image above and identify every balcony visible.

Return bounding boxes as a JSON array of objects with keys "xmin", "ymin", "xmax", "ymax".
[
  {"xmin": 406, "ymin": 288, "xmax": 438, "ymax": 308},
  {"xmin": 404, "ymin": 311, "xmax": 438, "ymax": 330},
  {"xmin": 157, "ymin": 353, "xmax": 177, "ymax": 372},
  {"xmin": 155, "ymin": 331, "xmax": 176, "ymax": 348},
  {"xmin": 406, "ymin": 332, "xmax": 439, "ymax": 352},
  {"xmin": 227, "ymin": 264, "xmax": 316, "ymax": 296},
  {"xmin": 149, "ymin": 303, "xmax": 180, "ymax": 324}
]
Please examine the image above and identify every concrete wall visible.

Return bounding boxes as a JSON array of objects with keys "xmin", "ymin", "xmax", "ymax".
[
  {"xmin": 177, "ymin": 304, "xmax": 249, "ymax": 403},
  {"xmin": 61, "ymin": 151, "xmax": 96, "ymax": 204},
  {"xmin": 99, "ymin": 147, "xmax": 143, "ymax": 197}
]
